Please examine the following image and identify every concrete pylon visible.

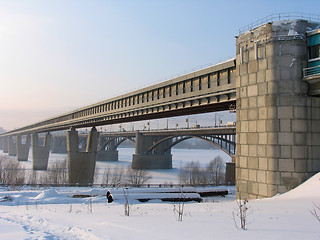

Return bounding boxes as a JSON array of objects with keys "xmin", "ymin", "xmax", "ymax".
[
  {"xmin": 132, "ymin": 131, "xmax": 172, "ymax": 169},
  {"xmin": 3, "ymin": 136, "xmax": 8, "ymax": 153},
  {"xmin": 8, "ymin": 136, "xmax": 17, "ymax": 156},
  {"xmin": 51, "ymin": 135, "xmax": 67, "ymax": 153},
  {"xmin": 32, "ymin": 133, "xmax": 51, "ymax": 170},
  {"xmin": 235, "ymin": 20, "xmax": 320, "ymax": 199},
  {"xmin": 225, "ymin": 162, "xmax": 235, "ymax": 185},
  {"xmin": 0, "ymin": 137, "xmax": 3, "ymax": 150},
  {"xmin": 17, "ymin": 135, "xmax": 31, "ymax": 161},
  {"xmin": 67, "ymin": 127, "xmax": 99, "ymax": 185},
  {"xmin": 96, "ymin": 136, "xmax": 119, "ymax": 161},
  {"xmin": 96, "ymin": 150, "xmax": 119, "ymax": 161}
]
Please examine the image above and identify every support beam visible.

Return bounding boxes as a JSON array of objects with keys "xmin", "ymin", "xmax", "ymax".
[
  {"xmin": 8, "ymin": 136, "xmax": 17, "ymax": 156},
  {"xmin": 17, "ymin": 135, "xmax": 31, "ymax": 161},
  {"xmin": 32, "ymin": 133, "xmax": 51, "ymax": 170},
  {"xmin": 67, "ymin": 127, "xmax": 99, "ymax": 185}
]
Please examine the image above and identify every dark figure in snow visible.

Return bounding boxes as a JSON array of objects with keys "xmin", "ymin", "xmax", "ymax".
[{"xmin": 106, "ymin": 190, "xmax": 113, "ymax": 203}]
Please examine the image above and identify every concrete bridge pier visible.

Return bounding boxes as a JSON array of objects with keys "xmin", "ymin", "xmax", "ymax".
[
  {"xmin": 235, "ymin": 20, "xmax": 320, "ymax": 199},
  {"xmin": 96, "ymin": 136, "xmax": 119, "ymax": 161},
  {"xmin": 2, "ymin": 136, "xmax": 8, "ymax": 153},
  {"xmin": 17, "ymin": 135, "xmax": 31, "ymax": 161},
  {"xmin": 225, "ymin": 160, "xmax": 235, "ymax": 185},
  {"xmin": 132, "ymin": 132, "xmax": 172, "ymax": 169},
  {"xmin": 51, "ymin": 135, "xmax": 67, "ymax": 153},
  {"xmin": 8, "ymin": 136, "xmax": 17, "ymax": 156},
  {"xmin": 67, "ymin": 127, "xmax": 99, "ymax": 185},
  {"xmin": 32, "ymin": 133, "xmax": 52, "ymax": 170},
  {"xmin": 0, "ymin": 137, "xmax": 3, "ymax": 151},
  {"xmin": 96, "ymin": 150, "xmax": 119, "ymax": 161}
]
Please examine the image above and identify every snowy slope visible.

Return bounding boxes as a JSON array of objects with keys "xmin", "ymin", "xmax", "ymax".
[{"xmin": 0, "ymin": 173, "xmax": 319, "ymax": 239}]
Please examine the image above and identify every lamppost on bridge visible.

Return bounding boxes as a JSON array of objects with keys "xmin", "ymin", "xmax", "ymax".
[{"xmin": 214, "ymin": 113, "xmax": 222, "ymax": 127}]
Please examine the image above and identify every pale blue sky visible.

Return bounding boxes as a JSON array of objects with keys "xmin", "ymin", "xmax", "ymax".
[{"xmin": 1, "ymin": 0, "xmax": 320, "ymax": 130}]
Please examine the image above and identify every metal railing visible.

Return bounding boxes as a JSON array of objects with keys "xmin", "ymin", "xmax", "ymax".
[
  {"xmin": 303, "ymin": 65, "xmax": 320, "ymax": 78},
  {"xmin": 239, "ymin": 12, "xmax": 320, "ymax": 34}
]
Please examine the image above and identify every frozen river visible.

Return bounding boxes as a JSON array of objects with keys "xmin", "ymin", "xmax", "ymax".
[{"xmin": 1, "ymin": 148, "xmax": 232, "ymax": 184}]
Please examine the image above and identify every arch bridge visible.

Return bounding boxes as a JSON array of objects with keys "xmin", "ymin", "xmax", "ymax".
[{"xmin": 95, "ymin": 127, "xmax": 235, "ymax": 168}]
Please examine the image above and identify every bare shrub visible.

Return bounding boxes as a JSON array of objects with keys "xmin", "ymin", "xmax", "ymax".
[
  {"xmin": 102, "ymin": 167, "xmax": 112, "ymax": 186},
  {"xmin": 179, "ymin": 156, "xmax": 226, "ymax": 186},
  {"xmin": 206, "ymin": 156, "xmax": 225, "ymax": 185},
  {"xmin": 111, "ymin": 167, "xmax": 125, "ymax": 186},
  {"xmin": 27, "ymin": 170, "xmax": 38, "ymax": 185},
  {"xmin": 43, "ymin": 159, "xmax": 68, "ymax": 184},
  {"xmin": 0, "ymin": 157, "xmax": 25, "ymax": 185},
  {"xmin": 0, "ymin": 157, "xmax": 3, "ymax": 183},
  {"xmin": 123, "ymin": 187, "xmax": 131, "ymax": 216},
  {"xmin": 125, "ymin": 167, "xmax": 152, "ymax": 187},
  {"xmin": 87, "ymin": 198, "xmax": 93, "ymax": 213},
  {"xmin": 232, "ymin": 193, "xmax": 252, "ymax": 230},
  {"xmin": 310, "ymin": 202, "xmax": 320, "ymax": 222},
  {"xmin": 179, "ymin": 161, "xmax": 203, "ymax": 186},
  {"xmin": 173, "ymin": 188, "xmax": 186, "ymax": 221},
  {"xmin": 93, "ymin": 167, "xmax": 100, "ymax": 184}
]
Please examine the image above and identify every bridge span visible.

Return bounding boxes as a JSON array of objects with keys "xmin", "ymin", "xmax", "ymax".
[
  {"xmin": 1, "ymin": 16, "xmax": 320, "ymax": 199},
  {"xmin": 1, "ymin": 59, "xmax": 236, "ymax": 136}
]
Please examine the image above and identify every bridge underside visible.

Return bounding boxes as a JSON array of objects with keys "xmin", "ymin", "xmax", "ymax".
[{"xmin": 12, "ymin": 100, "xmax": 236, "ymax": 135}]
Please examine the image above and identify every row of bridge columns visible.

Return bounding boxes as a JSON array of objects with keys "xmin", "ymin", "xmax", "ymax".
[
  {"xmin": 0, "ymin": 128, "xmax": 236, "ymax": 185},
  {"xmin": 0, "ymin": 128, "xmax": 103, "ymax": 185}
]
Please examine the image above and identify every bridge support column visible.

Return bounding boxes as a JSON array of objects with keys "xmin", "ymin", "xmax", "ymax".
[
  {"xmin": 96, "ymin": 135, "xmax": 119, "ymax": 161},
  {"xmin": 96, "ymin": 150, "xmax": 118, "ymax": 161},
  {"xmin": 17, "ymin": 135, "xmax": 31, "ymax": 161},
  {"xmin": 8, "ymin": 136, "xmax": 17, "ymax": 156},
  {"xmin": 132, "ymin": 132, "xmax": 172, "ymax": 169},
  {"xmin": 225, "ymin": 162, "xmax": 235, "ymax": 185},
  {"xmin": 51, "ymin": 135, "xmax": 67, "ymax": 154},
  {"xmin": 67, "ymin": 127, "xmax": 99, "ymax": 185},
  {"xmin": 236, "ymin": 20, "xmax": 320, "ymax": 199},
  {"xmin": 0, "ymin": 137, "xmax": 3, "ymax": 151},
  {"xmin": 2, "ymin": 136, "xmax": 8, "ymax": 153},
  {"xmin": 32, "ymin": 133, "xmax": 51, "ymax": 170}
]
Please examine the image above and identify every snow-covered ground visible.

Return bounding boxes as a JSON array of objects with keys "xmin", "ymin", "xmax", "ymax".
[{"xmin": 0, "ymin": 173, "xmax": 319, "ymax": 239}]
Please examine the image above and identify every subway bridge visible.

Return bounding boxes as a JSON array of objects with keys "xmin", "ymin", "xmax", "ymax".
[{"xmin": 1, "ymin": 15, "xmax": 320, "ymax": 199}]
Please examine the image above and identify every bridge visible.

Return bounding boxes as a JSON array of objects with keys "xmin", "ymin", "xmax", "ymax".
[
  {"xmin": 0, "ymin": 126, "xmax": 236, "ymax": 184},
  {"xmin": 1, "ymin": 16, "xmax": 320, "ymax": 199},
  {"xmin": 0, "ymin": 59, "xmax": 236, "ymax": 135},
  {"xmin": 55, "ymin": 126, "xmax": 236, "ymax": 163}
]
